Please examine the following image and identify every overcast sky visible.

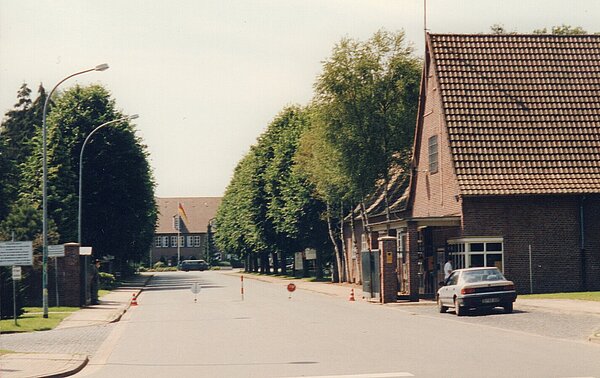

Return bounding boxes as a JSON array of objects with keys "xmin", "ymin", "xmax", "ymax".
[{"xmin": 1, "ymin": 0, "xmax": 599, "ymax": 197}]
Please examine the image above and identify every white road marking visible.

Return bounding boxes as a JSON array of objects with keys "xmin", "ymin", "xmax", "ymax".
[{"xmin": 283, "ymin": 373, "xmax": 414, "ymax": 378}]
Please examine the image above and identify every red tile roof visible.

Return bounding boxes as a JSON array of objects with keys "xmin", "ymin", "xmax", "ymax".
[
  {"xmin": 428, "ymin": 34, "xmax": 600, "ymax": 195},
  {"xmin": 156, "ymin": 197, "xmax": 221, "ymax": 233}
]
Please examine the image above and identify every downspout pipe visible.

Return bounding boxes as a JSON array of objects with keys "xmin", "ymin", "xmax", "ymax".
[{"xmin": 580, "ymin": 195, "xmax": 586, "ymax": 291}]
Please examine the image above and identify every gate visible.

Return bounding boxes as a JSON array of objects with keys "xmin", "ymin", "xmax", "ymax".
[{"xmin": 361, "ymin": 250, "xmax": 380, "ymax": 300}]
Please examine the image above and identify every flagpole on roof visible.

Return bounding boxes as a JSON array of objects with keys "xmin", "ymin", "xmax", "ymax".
[{"xmin": 177, "ymin": 203, "xmax": 181, "ymax": 266}]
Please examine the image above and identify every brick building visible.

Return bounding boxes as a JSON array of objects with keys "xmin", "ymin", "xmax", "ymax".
[
  {"xmin": 150, "ymin": 197, "xmax": 221, "ymax": 266},
  {"xmin": 344, "ymin": 33, "xmax": 600, "ymax": 299}
]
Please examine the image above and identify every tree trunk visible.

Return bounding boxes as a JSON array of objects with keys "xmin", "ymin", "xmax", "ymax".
[
  {"xmin": 280, "ymin": 250, "xmax": 287, "ymax": 275},
  {"xmin": 326, "ymin": 201, "xmax": 342, "ymax": 283},
  {"xmin": 271, "ymin": 251, "xmax": 279, "ymax": 274},
  {"xmin": 383, "ymin": 177, "xmax": 392, "ymax": 235},
  {"xmin": 340, "ymin": 201, "xmax": 349, "ymax": 283},
  {"xmin": 349, "ymin": 207, "xmax": 361, "ymax": 284},
  {"xmin": 316, "ymin": 249, "xmax": 323, "ymax": 280}
]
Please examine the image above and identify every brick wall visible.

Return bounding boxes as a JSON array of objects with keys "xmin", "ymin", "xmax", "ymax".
[
  {"xmin": 462, "ymin": 195, "xmax": 600, "ymax": 293},
  {"xmin": 411, "ymin": 64, "xmax": 461, "ymax": 218}
]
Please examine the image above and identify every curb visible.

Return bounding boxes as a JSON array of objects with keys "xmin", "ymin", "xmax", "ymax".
[
  {"xmin": 109, "ymin": 273, "xmax": 154, "ymax": 323},
  {"xmin": 0, "ymin": 353, "xmax": 88, "ymax": 378}
]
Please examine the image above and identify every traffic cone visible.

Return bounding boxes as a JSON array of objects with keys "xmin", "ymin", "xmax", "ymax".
[
  {"xmin": 131, "ymin": 293, "xmax": 138, "ymax": 306},
  {"xmin": 349, "ymin": 288, "xmax": 355, "ymax": 301}
]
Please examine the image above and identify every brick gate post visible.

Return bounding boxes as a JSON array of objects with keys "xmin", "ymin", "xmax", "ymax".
[
  {"xmin": 378, "ymin": 236, "xmax": 398, "ymax": 303},
  {"xmin": 58, "ymin": 243, "xmax": 83, "ymax": 307}
]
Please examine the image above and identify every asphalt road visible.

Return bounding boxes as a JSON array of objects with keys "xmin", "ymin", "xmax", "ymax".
[{"xmin": 78, "ymin": 271, "xmax": 600, "ymax": 378}]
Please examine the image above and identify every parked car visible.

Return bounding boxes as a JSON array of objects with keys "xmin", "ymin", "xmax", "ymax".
[
  {"xmin": 437, "ymin": 267, "xmax": 517, "ymax": 316},
  {"xmin": 179, "ymin": 259, "xmax": 209, "ymax": 272}
]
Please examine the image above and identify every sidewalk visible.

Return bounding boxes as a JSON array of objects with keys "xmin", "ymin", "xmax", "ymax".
[{"xmin": 0, "ymin": 273, "xmax": 153, "ymax": 378}]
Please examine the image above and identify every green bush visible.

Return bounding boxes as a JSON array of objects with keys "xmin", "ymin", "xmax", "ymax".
[
  {"xmin": 153, "ymin": 261, "xmax": 166, "ymax": 269},
  {"xmin": 99, "ymin": 272, "xmax": 117, "ymax": 290}
]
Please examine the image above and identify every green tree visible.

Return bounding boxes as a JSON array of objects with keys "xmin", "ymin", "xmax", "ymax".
[
  {"xmin": 215, "ymin": 148, "xmax": 267, "ymax": 272},
  {"xmin": 0, "ymin": 84, "xmax": 48, "ymax": 219},
  {"xmin": 296, "ymin": 107, "xmax": 351, "ymax": 281},
  {"xmin": 216, "ymin": 106, "xmax": 330, "ymax": 276},
  {"xmin": 262, "ymin": 106, "xmax": 329, "ymax": 276},
  {"xmin": 533, "ymin": 24, "xmax": 588, "ymax": 35},
  {"xmin": 20, "ymin": 84, "xmax": 157, "ymax": 269},
  {"xmin": 312, "ymin": 29, "xmax": 420, "ymax": 257}
]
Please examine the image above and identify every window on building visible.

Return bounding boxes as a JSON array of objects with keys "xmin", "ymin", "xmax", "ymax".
[
  {"xmin": 447, "ymin": 238, "xmax": 504, "ymax": 272},
  {"xmin": 428, "ymin": 135, "xmax": 439, "ymax": 174},
  {"xmin": 161, "ymin": 236, "xmax": 169, "ymax": 248},
  {"xmin": 154, "ymin": 236, "xmax": 162, "ymax": 248},
  {"xmin": 179, "ymin": 236, "xmax": 185, "ymax": 247},
  {"xmin": 192, "ymin": 235, "xmax": 201, "ymax": 247},
  {"xmin": 187, "ymin": 236, "xmax": 193, "ymax": 247},
  {"xmin": 170, "ymin": 236, "xmax": 177, "ymax": 247}
]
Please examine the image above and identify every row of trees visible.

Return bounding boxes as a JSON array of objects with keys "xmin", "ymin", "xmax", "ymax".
[
  {"xmin": 0, "ymin": 82, "xmax": 157, "ymax": 309},
  {"xmin": 214, "ymin": 30, "xmax": 421, "ymax": 281}
]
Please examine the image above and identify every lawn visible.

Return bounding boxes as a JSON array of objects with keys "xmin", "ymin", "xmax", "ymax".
[
  {"xmin": 521, "ymin": 291, "xmax": 600, "ymax": 302},
  {"xmin": 0, "ymin": 307, "xmax": 79, "ymax": 333}
]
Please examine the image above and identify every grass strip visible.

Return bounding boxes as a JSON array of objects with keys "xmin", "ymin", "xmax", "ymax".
[
  {"xmin": 521, "ymin": 291, "xmax": 600, "ymax": 302},
  {"xmin": 0, "ymin": 307, "xmax": 80, "ymax": 333}
]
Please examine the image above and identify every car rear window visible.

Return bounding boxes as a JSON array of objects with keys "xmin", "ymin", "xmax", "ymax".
[{"xmin": 462, "ymin": 269, "xmax": 505, "ymax": 283}]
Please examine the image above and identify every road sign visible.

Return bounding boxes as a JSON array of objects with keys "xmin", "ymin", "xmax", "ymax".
[
  {"xmin": 80, "ymin": 246, "xmax": 93, "ymax": 255},
  {"xmin": 48, "ymin": 244, "xmax": 65, "ymax": 257},
  {"xmin": 305, "ymin": 248, "xmax": 317, "ymax": 260},
  {"xmin": 12, "ymin": 266, "xmax": 22, "ymax": 280},
  {"xmin": 287, "ymin": 283, "xmax": 296, "ymax": 292},
  {"xmin": 190, "ymin": 282, "xmax": 201, "ymax": 294},
  {"xmin": 0, "ymin": 241, "xmax": 33, "ymax": 266}
]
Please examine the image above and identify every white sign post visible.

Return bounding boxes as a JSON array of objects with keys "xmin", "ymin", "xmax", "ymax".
[
  {"xmin": 304, "ymin": 248, "xmax": 317, "ymax": 260},
  {"xmin": 12, "ymin": 266, "xmax": 22, "ymax": 325},
  {"xmin": 12, "ymin": 266, "xmax": 21, "ymax": 280},
  {"xmin": 48, "ymin": 244, "xmax": 65, "ymax": 257},
  {"xmin": 0, "ymin": 241, "xmax": 33, "ymax": 266},
  {"xmin": 47, "ymin": 244, "xmax": 65, "ymax": 306},
  {"xmin": 190, "ymin": 282, "xmax": 201, "ymax": 303}
]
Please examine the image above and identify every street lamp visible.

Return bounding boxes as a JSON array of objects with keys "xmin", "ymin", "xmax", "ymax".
[
  {"xmin": 41, "ymin": 64, "xmax": 109, "ymax": 318},
  {"xmin": 78, "ymin": 114, "xmax": 139, "ymax": 305}
]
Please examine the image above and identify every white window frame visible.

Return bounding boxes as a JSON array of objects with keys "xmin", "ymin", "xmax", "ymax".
[
  {"xmin": 192, "ymin": 235, "xmax": 201, "ymax": 247},
  {"xmin": 170, "ymin": 236, "xmax": 177, "ymax": 247},
  {"xmin": 447, "ymin": 237, "xmax": 504, "ymax": 272},
  {"xmin": 428, "ymin": 135, "xmax": 439, "ymax": 174},
  {"xmin": 154, "ymin": 236, "xmax": 162, "ymax": 248},
  {"xmin": 161, "ymin": 236, "xmax": 169, "ymax": 248},
  {"xmin": 179, "ymin": 236, "xmax": 185, "ymax": 247}
]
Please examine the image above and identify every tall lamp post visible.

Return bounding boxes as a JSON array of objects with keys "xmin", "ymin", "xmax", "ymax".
[
  {"xmin": 79, "ymin": 114, "xmax": 139, "ymax": 304},
  {"xmin": 41, "ymin": 64, "xmax": 109, "ymax": 318}
]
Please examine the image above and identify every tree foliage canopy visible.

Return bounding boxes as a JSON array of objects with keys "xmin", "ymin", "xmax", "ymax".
[
  {"xmin": 311, "ymin": 30, "xmax": 421, "ymax": 205},
  {"xmin": 14, "ymin": 84, "xmax": 157, "ymax": 264}
]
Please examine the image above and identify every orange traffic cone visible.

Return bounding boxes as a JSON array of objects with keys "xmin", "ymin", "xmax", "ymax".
[
  {"xmin": 131, "ymin": 293, "xmax": 138, "ymax": 306},
  {"xmin": 349, "ymin": 288, "xmax": 355, "ymax": 301}
]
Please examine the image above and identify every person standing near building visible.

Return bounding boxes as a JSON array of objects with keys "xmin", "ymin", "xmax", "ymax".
[
  {"xmin": 444, "ymin": 257, "xmax": 453, "ymax": 279},
  {"xmin": 90, "ymin": 259, "xmax": 101, "ymax": 305}
]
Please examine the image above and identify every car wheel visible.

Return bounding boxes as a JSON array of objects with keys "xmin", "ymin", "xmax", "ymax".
[
  {"xmin": 504, "ymin": 303, "xmax": 513, "ymax": 314},
  {"xmin": 454, "ymin": 298, "xmax": 464, "ymax": 316},
  {"xmin": 437, "ymin": 297, "xmax": 448, "ymax": 313}
]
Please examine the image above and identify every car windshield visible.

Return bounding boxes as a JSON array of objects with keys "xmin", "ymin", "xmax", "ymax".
[{"xmin": 461, "ymin": 269, "xmax": 506, "ymax": 283}]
